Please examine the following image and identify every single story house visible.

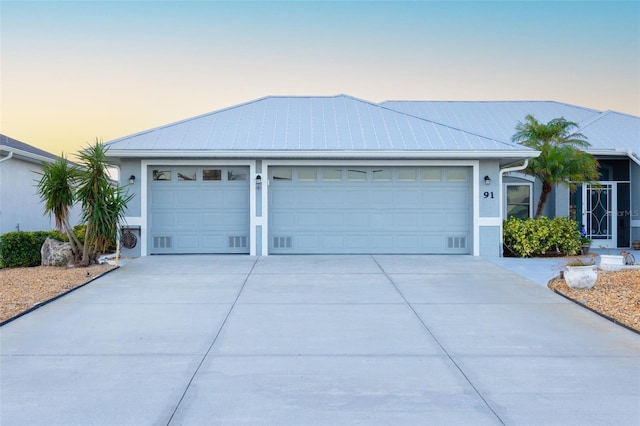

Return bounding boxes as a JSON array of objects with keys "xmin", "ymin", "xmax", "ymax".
[
  {"xmin": 104, "ymin": 95, "xmax": 639, "ymax": 257},
  {"xmin": 0, "ymin": 134, "xmax": 82, "ymax": 235}
]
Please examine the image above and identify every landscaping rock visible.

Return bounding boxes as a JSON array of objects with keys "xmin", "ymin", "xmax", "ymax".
[{"xmin": 40, "ymin": 238, "xmax": 74, "ymax": 267}]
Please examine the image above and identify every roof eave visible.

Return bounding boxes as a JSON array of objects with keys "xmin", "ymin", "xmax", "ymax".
[
  {"xmin": 587, "ymin": 148, "xmax": 640, "ymax": 165},
  {"xmin": 106, "ymin": 149, "xmax": 540, "ymax": 160},
  {"xmin": 0, "ymin": 145, "xmax": 59, "ymax": 165}
]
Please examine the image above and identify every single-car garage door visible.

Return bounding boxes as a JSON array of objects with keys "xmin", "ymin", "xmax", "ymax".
[
  {"xmin": 149, "ymin": 166, "xmax": 249, "ymax": 254},
  {"xmin": 269, "ymin": 166, "xmax": 471, "ymax": 254}
]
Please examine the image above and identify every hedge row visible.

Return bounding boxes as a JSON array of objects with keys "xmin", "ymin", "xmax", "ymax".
[
  {"xmin": 503, "ymin": 217, "xmax": 582, "ymax": 257},
  {"xmin": 0, "ymin": 231, "xmax": 59, "ymax": 268}
]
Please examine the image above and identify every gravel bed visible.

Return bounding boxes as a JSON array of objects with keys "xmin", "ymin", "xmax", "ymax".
[
  {"xmin": 549, "ymin": 269, "xmax": 640, "ymax": 333},
  {"xmin": 0, "ymin": 264, "xmax": 117, "ymax": 323}
]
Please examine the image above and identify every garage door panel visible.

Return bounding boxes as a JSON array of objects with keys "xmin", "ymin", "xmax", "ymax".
[
  {"xmin": 151, "ymin": 190, "xmax": 174, "ymax": 207},
  {"xmin": 272, "ymin": 212, "xmax": 295, "ymax": 227},
  {"xmin": 370, "ymin": 190, "xmax": 394, "ymax": 206},
  {"xmin": 345, "ymin": 212, "xmax": 369, "ymax": 227},
  {"xmin": 176, "ymin": 235, "xmax": 199, "ymax": 250},
  {"xmin": 395, "ymin": 213, "xmax": 419, "ymax": 227},
  {"xmin": 175, "ymin": 213, "xmax": 199, "ymax": 228},
  {"xmin": 201, "ymin": 213, "xmax": 224, "ymax": 226},
  {"xmin": 152, "ymin": 212, "xmax": 174, "ymax": 228},
  {"xmin": 394, "ymin": 189, "xmax": 419, "ymax": 205},
  {"xmin": 320, "ymin": 235, "xmax": 345, "ymax": 249},
  {"xmin": 200, "ymin": 189, "xmax": 225, "ymax": 206},
  {"xmin": 297, "ymin": 213, "xmax": 319, "ymax": 226},
  {"xmin": 321, "ymin": 213, "xmax": 344, "ymax": 227},
  {"xmin": 345, "ymin": 235, "xmax": 369, "ymax": 249},
  {"xmin": 371, "ymin": 213, "xmax": 394, "ymax": 229},
  {"xmin": 177, "ymin": 191, "xmax": 201, "ymax": 204}
]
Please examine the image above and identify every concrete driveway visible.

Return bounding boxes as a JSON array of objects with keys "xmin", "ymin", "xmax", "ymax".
[{"xmin": 1, "ymin": 255, "xmax": 639, "ymax": 425}]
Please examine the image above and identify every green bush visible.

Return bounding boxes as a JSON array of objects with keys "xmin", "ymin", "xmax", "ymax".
[
  {"xmin": 503, "ymin": 217, "xmax": 582, "ymax": 257},
  {"xmin": 0, "ymin": 230, "xmax": 63, "ymax": 267}
]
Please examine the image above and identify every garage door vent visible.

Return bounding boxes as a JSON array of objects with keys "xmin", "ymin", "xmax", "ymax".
[
  {"xmin": 447, "ymin": 236, "xmax": 466, "ymax": 249},
  {"xmin": 228, "ymin": 236, "xmax": 247, "ymax": 248},
  {"xmin": 273, "ymin": 236, "xmax": 292, "ymax": 249},
  {"xmin": 153, "ymin": 236, "xmax": 172, "ymax": 249}
]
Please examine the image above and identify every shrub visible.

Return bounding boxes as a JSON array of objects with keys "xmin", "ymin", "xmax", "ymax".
[
  {"xmin": 0, "ymin": 230, "xmax": 63, "ymax": 267},
  {"xmin": 503, "ymin": 217, "xmax": 582, "ymax": 258}
]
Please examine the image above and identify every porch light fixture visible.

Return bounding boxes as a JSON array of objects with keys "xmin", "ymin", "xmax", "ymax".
[
  {"xmin": 256, "ymin": 174, "xmax": 262, "ymax": 186},
  {"xmin": 484, "ymin": 175, "xmax": 491, "ymax": 185},
  {"xmin": 129, "ymin": 175, "xmax": 136, "ymax": 185}
]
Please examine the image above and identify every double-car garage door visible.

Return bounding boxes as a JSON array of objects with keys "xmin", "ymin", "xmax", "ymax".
[
  {"xmin": 269, "ymin": 166, "xmax": 471, "ymax": 254},
  {"xmin": 148, "ymin": 166, "xmax": 471, "ymax": 255}
]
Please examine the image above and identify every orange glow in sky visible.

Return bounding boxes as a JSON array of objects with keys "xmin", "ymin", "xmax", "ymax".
[{"xmin": 1, "ymin": 1, "xmax": 639, "ymax": 157}]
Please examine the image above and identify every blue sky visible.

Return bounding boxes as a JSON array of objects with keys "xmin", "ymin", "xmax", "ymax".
[{"xmin": 1, "ymin": 0, "xmax": 639, "ymax": 155}]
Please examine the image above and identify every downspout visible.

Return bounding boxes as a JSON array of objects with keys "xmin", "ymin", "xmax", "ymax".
[{"xmin": 498, "ymin": 160, "xmax": 529, "ymax": 257}]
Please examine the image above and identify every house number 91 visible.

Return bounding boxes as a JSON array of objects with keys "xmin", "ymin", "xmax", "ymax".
[{"xmin": 483, "ymin": 191, "xmax": 494, "ymax": 199}]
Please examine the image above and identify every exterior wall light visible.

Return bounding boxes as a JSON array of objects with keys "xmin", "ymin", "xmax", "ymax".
[
  {"xmin": 256, "ymin": 174, "xmax": 262, "ymax": 186},
  {"xmin": 484, "ymin": 175, "xmax": 491, "ymax": 185},
  {"xmin": 129, "ymin": 175, "xmax": 136, "ymax": 185}
]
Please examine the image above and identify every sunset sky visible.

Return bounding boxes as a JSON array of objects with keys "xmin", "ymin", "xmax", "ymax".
[{"xmin": 1, "ymin": 0, "xmax": 639, "ymax": 157}]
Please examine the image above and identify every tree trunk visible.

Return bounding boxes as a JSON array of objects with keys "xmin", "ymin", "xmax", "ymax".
[
  {"xmin": 534, "ymin": 182, "xmax": 553, "ymax": 218},
  {"xmin": 80, "ymin": 221, "xmax": 92, "ymax": 266}
]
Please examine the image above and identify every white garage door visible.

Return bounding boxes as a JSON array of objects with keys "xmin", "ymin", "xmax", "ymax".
[
  {"xmin": 269, "ymin": 166, "xmax": 471, "ymax": 254},
  {"xmin": 149, "ymin": 166, "xmax": 249, "ymax": 254}
]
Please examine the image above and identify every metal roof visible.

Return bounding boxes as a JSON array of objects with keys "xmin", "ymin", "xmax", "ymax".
[
  {"xmin": 380, "ymin": 100, "xmax": 600, "ymax": 143},
  {"xmin": 578, "ymin": 111, "xmax": 640, "ymax": 153},
  {"xmin": 105, "ymin": 95, "xmax": 532, "ymax": 157},
  {"xmin": 380, "ymin": 100, "xmax": 638, "ymax": 162}
]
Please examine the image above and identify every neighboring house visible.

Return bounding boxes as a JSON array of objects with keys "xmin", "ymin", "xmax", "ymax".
[
  {"xmin": 0, "ymin": 134, "xmax": 81, "ymax": 235},
  {"xmin": 103, "ymin": 95, "xmax": 639, "ymax": 258}
]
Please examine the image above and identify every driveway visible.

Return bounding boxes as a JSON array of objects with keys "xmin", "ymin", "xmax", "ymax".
[{"xmin": 1, "ymin": 255, "xmax": 639, "ymax": 425}]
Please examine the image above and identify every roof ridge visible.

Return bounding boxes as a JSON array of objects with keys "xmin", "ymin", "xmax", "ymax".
[
  {"xmin": 105, "ymin": 95, "xmax": 359, "ymax": 145},
  {"xmin": 378, "ymin": 102, "xmax": 528, "ymax": 150}
]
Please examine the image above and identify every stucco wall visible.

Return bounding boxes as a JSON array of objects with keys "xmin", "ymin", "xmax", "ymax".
[
  {"xmin": 1, "ymin": 158, "xmax": 52, "ymax": 234},
  {"xmin": 0, "ymin": 158, "xmax": 82, "ymax": 235}
]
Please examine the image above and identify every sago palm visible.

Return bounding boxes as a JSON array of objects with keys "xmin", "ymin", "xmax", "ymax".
[{"xmin": 512, "ymin": 115, "xmax": 599, "ymax": 218}]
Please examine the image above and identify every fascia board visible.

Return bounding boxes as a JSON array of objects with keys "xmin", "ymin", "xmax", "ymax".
[
  {"xmin": 0, "ymin": 145, "xmax": 59, "ymax": 164},
  {"xmin": 106, "ymin": 149, "xmax": 540, "ymax": 160},
  {"xmin": 588, "ymin": 149, "xmax": 640, "ymax": 164}
]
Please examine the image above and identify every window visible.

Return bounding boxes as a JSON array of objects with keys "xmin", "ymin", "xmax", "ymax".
[
  {"xmin": 397, "ymin": 169, "xmax": 417, "ymax": 181},
  {"xmin": 446, "ymin": 169, "xmax": 468, "ymax": 182},
  {"xmin": 152, "ymin": 170, "xmax": 171, "ymax": 181},
  {"xmin": 177, "ymin": 170, "xmax": 196, "ymax": 181},
  {"xmin": 347, "ymin": 169, "xmax": 367, "ymax": 181},
  {"xmin": 297, "ymin": 168, "xmax": 317, "ymax": 181},
  {"xmin": 227, "ymin": 168, "xmax": 247, "ymax": 181},
  {"xmin": 372, "ymin": 169, "xmax": 391, "ymax": 181},
  {"xmin": 422, "ymin": 168, "xmax": 442, "ymax": 182},
  {"xmin": 272, "ymin": 168, "xmax": 292, "ymax": 180},
  {"xmin": 322, "ymin": 169, "xmax": 342, "ymax": 181},
  {"xmin": 506, "ymin": 184, "xmax": 532, "ymax": 219},
  {"xmin": 203, "ymin": 169, "xmax": 222, "ymax": 181}
]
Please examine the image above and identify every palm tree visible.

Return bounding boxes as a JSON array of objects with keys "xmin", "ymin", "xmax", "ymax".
[
  {"xmin": 512, "ymin": 115, "xmax": 599, "ymax": 218},
  {"xmin": 75, "ymin": 140, "xmax": 132, "ymax": 266},
  {"xmin": 36, "ymin": 140, "xmax": 131, "ymax": 266},
  {"xmin": 36, "ymin": 155, "xmax": 83, "ymax": 261}
]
